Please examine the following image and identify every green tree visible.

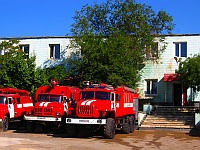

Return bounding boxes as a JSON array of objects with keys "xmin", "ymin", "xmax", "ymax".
[
  {"xmin": 177, "ymin": 55, "xmax": 200, "ymax": 92},
  {"xmin": 0, "ymin": 39, "xmax": 46, "ymax": 95},
  {"xmin": 42, "ymin": 65, "xmax": 70, "ymax": 84},
  {"xmin": 69, "ymin": 0, "xmax": 174, "ymax": 88},
  {"xmin": 0, "ymin": 40, "xmax": 71, "ymax": 95}
]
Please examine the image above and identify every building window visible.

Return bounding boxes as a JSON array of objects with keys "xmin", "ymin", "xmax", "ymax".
[
  {"xmin": 146, "ymin": 79, "xmax": 158, "ymax": 95},
  {"xmin": 20, "ymin": 44, "xmax": 29, "ymax": 58},
  {"xmin": 145, "ymin": 42, "xmax": 158, "ymax": 58},
  {"xmin": 174, "ymin": 42, "xmax": 187, "ymax": 57},
  {"xmin": 49, "ymin": 44, "xmax": 60, "ymax": 59}
]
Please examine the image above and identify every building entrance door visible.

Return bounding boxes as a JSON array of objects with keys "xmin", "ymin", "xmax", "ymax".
[{"xmin": 173, "ymin": 84, "xmax": 182, "ymax": 106}]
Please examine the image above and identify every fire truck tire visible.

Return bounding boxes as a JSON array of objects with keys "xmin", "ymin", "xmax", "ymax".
[
  {"xmin": 42, "ymin": 124, "xmax": 52, "ymax": 133},
  {"xmin": 66, "ymin": 125, "xmax": 79, "ymax": 137},
  {"xmin": 104, "ymin": 118, "xmax": 115, "ymax": 139},
  {"xmin": 2, "ymin": 116, "xmax": 9, "ymax": 132},
  {"xmin": 129, "ymin": 115, "xmax": 135, "ymax": 133},
  {"xmin": 27, "ymin": 121, "xmax": 36, "ymax": 133},
  {"xmin": 57, "ymin": 123, "xmax": 66, "ymax": 134},
  {"xmin": 17, "ymin": 119, "xmax": 27, "ymax": 130},
  {"xmin": 121, "ymin": 116, "xmax": 130, "ymax": 134}
]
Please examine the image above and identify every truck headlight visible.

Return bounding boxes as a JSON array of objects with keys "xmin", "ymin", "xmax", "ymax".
[
  {"xmin": 28, "ymin": 110, "xmax": 33, "ymax": 115},
  {"xmin": 56, "ymin": 112, "xmax": 60, "ymax": 116}
]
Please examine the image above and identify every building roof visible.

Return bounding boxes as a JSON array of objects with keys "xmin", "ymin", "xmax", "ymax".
[{"xmin": 1, "ymin": 33, "xmax": 200, "ymax": 40}]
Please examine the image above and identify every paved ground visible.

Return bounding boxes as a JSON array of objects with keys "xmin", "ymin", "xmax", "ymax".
[{"xmin": 0, "ymin": 127, "xmax": 200, "ymax": 150}]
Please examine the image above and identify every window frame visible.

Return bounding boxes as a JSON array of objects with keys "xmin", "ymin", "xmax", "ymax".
[
  {"xmin": 174, "ymin": 42, "xmax": 187, "ymax": 58},
  {"xmin": 19, "ymin": 44, "xmax": 30, "ymax": 58},
  {"xmin": 145, "ymin": 79, "xmax": 158, "ymax": 96},
  {"xmin": 145, "ymin": 42, "xmax": 159, "ymax": 59},
  {"xmin": 49, "ymin": 44, "xmax": 60, "ymax": 59}
]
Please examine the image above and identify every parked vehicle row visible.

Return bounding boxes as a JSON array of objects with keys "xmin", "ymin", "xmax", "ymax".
[{"xmin": 0, "ymin": 80, "xmax": 138, "ymax": 139}]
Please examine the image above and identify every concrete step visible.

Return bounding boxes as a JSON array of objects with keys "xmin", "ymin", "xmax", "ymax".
[
  {"xmin": 155, "ymin": 110, "xmax": 195, "ymax": 113},
  {"xmin": 139, "ymin": 106, "xmax": 197, "ymax": 130},
  {"xmin": 144, "ymin": 119, "xmax": 194, "ymax": 122},
  {"xmin": 140, "ymin": 124, "xmax": 193, "ymax": 129},
  {"xmin": 145, "ymin": 115, "xmax": 194, "ymax": 119},
  {"xmin": 155, "ymin": 106, "xmax": 199, "ymax": 112},
  {"xmin": 142, "ymin": 121, "xmax": 192, "ymax": 124}
]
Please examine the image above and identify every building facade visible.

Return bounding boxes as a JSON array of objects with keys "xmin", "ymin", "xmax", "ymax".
[
  {"xmin": 1, "ymin": 34, "xmax": 200, "ymax": 106},
  {"xmin": 0, "ymin": 36, "xmax": 73, "ymax": 68},
  {"xmin": 139, "ymin": 34, "xmax": 200, "ymax": 106}
]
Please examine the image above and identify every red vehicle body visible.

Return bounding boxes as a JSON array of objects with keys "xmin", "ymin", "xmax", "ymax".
[
  {"xmin": 24, "ymin": 80, "xmax": 80, "ymax": 133},
  {"xmin": 0, "ymin": 87, "xmax": 33, "ymax": 132},
  {"xmin": 66, "ymin": 83, "xmax": 138, "ymax": 139}
]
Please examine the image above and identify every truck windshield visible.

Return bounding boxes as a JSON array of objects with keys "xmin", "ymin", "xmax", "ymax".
[
  {"xmin": 96, "ymin": 92, "xmax": 110, "ymax": 100},
  {"xmin": 0, "ymin": 96, "xmax": 6, "ymax": 104},
  {"xmin": 81, "ymin": 92, "xmax": 94, "ymax": 99},
  {"xmin": 38, "ymin": 95, "xmax": 62, "ymax": 102},
  {"xmin": 81, "ymin": 91, "xmax": 110, "ymax": 100}
]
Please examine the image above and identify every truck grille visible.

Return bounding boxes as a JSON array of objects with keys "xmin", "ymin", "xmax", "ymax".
[
  {"xmin": 34, "ymin": 107, "xmax": 52, "ymax": 116},
  {"xmin": 34, "ymin": 108, "xmax": 42, "ymax": 115},
  {"xmin": 78, "ymin": 106, "xmax": 93, "ymax": 115}
]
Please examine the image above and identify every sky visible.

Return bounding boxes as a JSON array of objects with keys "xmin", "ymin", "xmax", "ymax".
[{"xmin": 0, "ymin": 0, "xmax": 199, "ymax": 37}]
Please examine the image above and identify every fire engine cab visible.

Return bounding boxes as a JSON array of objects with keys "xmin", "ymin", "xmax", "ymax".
[
  {"xmin": 0, "ymin": 87, "xmax": 33, "ymax": 132},
  {"xmin": 24, "ymin": 79, "xmax": 80, "ymax": 133},
  {"xmin": 66, "ymin": 83, "xmax": 138, "ymax": 139}
]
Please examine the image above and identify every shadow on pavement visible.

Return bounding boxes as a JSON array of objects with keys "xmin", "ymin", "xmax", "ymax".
[{"xmin": 187, "ymin": 127, "xmax": 200, "ymax": 137}]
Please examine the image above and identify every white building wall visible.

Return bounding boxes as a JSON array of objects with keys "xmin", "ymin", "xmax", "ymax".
[
  {"xmin": 139, "ymin": 34, "xmax": 200, "ymax": 105},
  {"xmin": 0, "ymin": 37, "xmax": 72, "ymax": 68},
  {"xmin": 17, "ymin": 37, "xmax": 72, "ymax": 68}
]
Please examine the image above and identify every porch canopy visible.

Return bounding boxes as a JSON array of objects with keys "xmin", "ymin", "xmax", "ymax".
[{"xmin": 164, "ymin": 73, "xmax": 178, "ymax": 82}]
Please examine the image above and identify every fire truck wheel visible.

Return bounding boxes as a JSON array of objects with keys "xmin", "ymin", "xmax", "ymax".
[
  {"xmin": 121, "ymin": 116, "xmax": 130, "ymax": 134},
  {"xmin": 57, "ymin": 123, "xmax": 66, "ymax": 134},
  {"xmin": 42, "ymin": 124, "xmax": 52, "ymax": 133},
  {"xmin": 66, "ymin": 125, "xmax": 79, "ymax": 137},
  {"xmin": 2, "ymin": 116, "xmax": 9, "ymax": 132},
  {"xmin": 104, "ymin": 118, "xmax": 115, "ymax": 139},
  {"xmin": 129, "ymin": 115, "xmax": 135, "ymax": 133},
  {"xmin": 27, "ymin": 121, "xmax": 36, "ymax": 133}
]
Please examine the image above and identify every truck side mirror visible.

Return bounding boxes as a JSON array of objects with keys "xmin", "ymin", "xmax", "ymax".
[
  {"xmin": 111, "ymin": 93, "xmax": 115, "ymax": 101},
  {"xmin": 8, "ymin": 98, "xmax": 12, "ymax": 104},
  {"xmin": 63, "ymin": 96, "xmax": 70, "ymax": 102},
  {"xmin": 66, "ymin": 98, "xmax": 71, "ymax": 102}
]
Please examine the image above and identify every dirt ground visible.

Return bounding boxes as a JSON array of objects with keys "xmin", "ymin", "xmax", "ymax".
[{"xmin": 0, "ymin": 127, "xmax": 200, "ymax": 150}]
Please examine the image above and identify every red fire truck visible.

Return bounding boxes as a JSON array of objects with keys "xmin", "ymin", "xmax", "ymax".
[
  {"xmin": 24, "ymin": 79, "xmax": 80, "ymax": 133},
  {"xmin": 65, "ymin": 83, "xmax": 138, "ymax": 139},
  {"xmin": 0, "ymin": 87, "xmax": 33, "ymax": 132}
]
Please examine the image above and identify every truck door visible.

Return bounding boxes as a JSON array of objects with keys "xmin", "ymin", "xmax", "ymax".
[
  {"xmin": 8, "ymin": 97, "xmax": 15, "ymax": 118},
  {"xmin": 111, "ymin": 92, "xmax": 116, "ymax": 111}
]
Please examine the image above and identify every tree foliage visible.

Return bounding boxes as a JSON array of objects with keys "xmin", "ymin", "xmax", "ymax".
[
  {"xmin": 42, "ymin": 65, "xmax": 70, "ymax": 84},
  {"xmin": 0, "ymin": 39, "xmax": 69, "ymax": 95},
  {"xmin": 0, "ymin": 39, "xmax": 42, "ymax": 94},
  {"xmin": 70, "ymin": 0, "xmax": 174, "ymax": 88},
  {"xmin": 177, "ymin": 55, "xmax": 200, "ymax": 92}
]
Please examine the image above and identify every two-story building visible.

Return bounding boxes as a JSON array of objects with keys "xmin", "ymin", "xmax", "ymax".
[
  {"xmin": 139, "ymin": 34, "xmax": 200, "ymax": 107},
  {"xmin": 1, "ymin": 34, "xmax": 200, "ymax": 106}
]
